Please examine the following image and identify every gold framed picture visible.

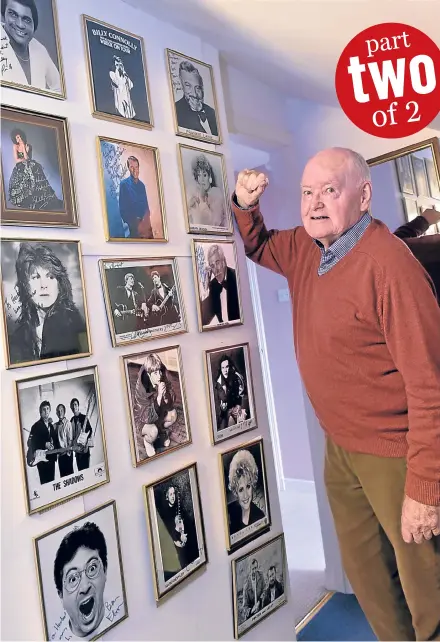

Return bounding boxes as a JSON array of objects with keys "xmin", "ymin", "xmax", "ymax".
[
  {"xmin": 425, "ymin": 157, "xmax": 440, "ymax": 200},
  {"xmin": 15, "ymin": 366, "xmax": 109, "ymax": 515},
  {"xmin": 97, "ymin": 136, "xmax": 168, "ymax": 242},
  {"xmin": 1, "ymin": 238, "xmax": 91, "ymax": 369},
  {"xmin": 143, "ymin": 462, "xmax": 208, "ymax": 601},
  {"xmin": 205, "ymin": 342, "xmax": 257, "ymax": 445},
  {"xmin": 402, "ymin": 197, "xmax": 418, "ymax": 222},
  {"xmin": 394, "ymin": 155, "xmax": 415, "ymax": 195},
  {"xmin": 191, "ymin": 239, "xmax": 244, "ymax": 332},
  {"xmin": 231, "ymin": 533, "xmax": 287, "ymax": 639},
  {"xmin": 1, "ymin": 105, "xmax": 78, "ymax": 227},
  {"xmin": 121, "ymin": 345, "xmax": 192, "ymax": 466},
  {"xmin": 34, "ymin": 500, "xmax": 128, "ymax": 641},
  {"xmin": 411, "ymin": 154, "xmax": 430, "ymax": 198},
  {"xmin": 178, "ymin": 143, "xmax": 233, "ymax": 235},
  {"xmin": 219, "ymin": 437, "xmax": 271, "ymax": 553},
  {"xmin": 0, "ymin": 0, "xmax": 66, "ymax": 99},
  {"xmin": 166, "ymin": 48, "xmax": 221, "ymax": 145},
  {"xmin": 82, "ymin": 15, "xmax": 153, "ymax": 129},
  {"xmin": 99, "ymin": 257, "xmax": 187, "ymax": 347}
]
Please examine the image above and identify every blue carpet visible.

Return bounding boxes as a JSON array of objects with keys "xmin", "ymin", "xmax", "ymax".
[{"xmin": 297, "ymin": 593, "xmax": 377, "ymax": 641}]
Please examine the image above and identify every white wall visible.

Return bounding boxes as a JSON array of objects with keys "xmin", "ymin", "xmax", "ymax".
[{"xmin": 0, "ymin": 1, "xmax": 295, "ymax": 640}]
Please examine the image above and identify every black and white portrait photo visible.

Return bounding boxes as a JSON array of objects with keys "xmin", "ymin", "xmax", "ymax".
[
  {"xmin": 16, "ymin": 367, "xmax": 109, "ymax": 515},
  {"xmin": 232, "ymin": 534, "xmax": 287, "ymax": 639},
  {"xmin": 178, "ymin": 144, "xmax": 232, "ymax": 235},
  {"xmin": 83, "ymin": 15, "xmax": 152, "ymax": 128},
  {"xmin": 1, "ymin": 238, "xmax": 91, "ymax": 369},
  {"xmin": 205, "ymin": 343, "xmax": 257, "ymax": 444},
  {"xmin": 122, "ymin": 345, "xmax": 191, "ymax": 466},
  {"xmin": 100, "ymin": 257, "xmax": 186, "ymax": 347},
  {"xmin": 144, "ymin": 463, "xmax": 207, "ymax": 600},
  {"xmin": 192, "ymin": 239, "xmax": 243, "ymax": 332},
  {"xmin": 0, "ymin": 0, "xmax": 65, "ymax": 98},
  {"xmin": 34, "ymin": 501, "xmax": 128, "ymax": 641},
  {"xmin": 166, "ymin": 48, "xmax": 221, "ymax": 144},
  {"xmin": 220, "ymin": 438, "xmax": 271, "ymax": 552}
]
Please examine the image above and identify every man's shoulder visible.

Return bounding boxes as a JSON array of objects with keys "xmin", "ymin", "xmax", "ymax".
[
  {"xmin": 203, "ymin": 102, "xmax": 216, "ymax": 115},
  {"xmin": 359, "ymin": 219, "xmax": 426, "ymax": 266},
  {"xmin": 119, "ymin": 176, "xmax": 130, "ymax": 188}
]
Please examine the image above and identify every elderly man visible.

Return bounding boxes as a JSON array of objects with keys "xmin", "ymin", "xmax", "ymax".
[{"xmin": 232, "ymin": 148, "xmax": 440, "ymax": 641}]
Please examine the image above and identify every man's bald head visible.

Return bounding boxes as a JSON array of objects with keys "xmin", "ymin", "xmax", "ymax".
[{"xmin": 300, "ymin": 147, "xmax": 372, "ymax": 249}]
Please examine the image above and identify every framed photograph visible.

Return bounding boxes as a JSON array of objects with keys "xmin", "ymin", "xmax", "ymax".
[
  {"xmin": 178, "ymin": 144, "xmax": 232, "ymax": 235},
  {"xmin": 231, "ymin": 533, "xmax": 287, "ymax": 639},
  {"xmin": 34, "ymin": 500, "xmax": 128, "ymax": 641},
  {"xmin": 166, "ymin": 48, "xmax": 221, "ymax": 144},
  {"xmin": 402, "ymin": 197, "xmax": 418, "ymax": 222},
  {"xmin": 1, "ymin": 238, "xmax": 91, "ymax": 369},
  {"xmin": 219, "ymin": 437, "xmax": 271, "ymax": 553},
  {"xmin": 0, "ymin": 0, "xmax": 65, "ymax": 98},
  {"xmin": 16, "ymin": 366, "xmax": 109, "ymax": 515},
  {"xmin": 394, "ymin": 155, "xmax": 414, "ymax": 195},
  {"xmin": 121, "ymin": 345, "xmax": 191, "ymax": 466},
  {"xmin": 99, "ymin": 257, "xmax": 187, "ymax": 347},
  {"xmin": 1, "ymin": 105, "xmax": 77, "ymax": 227},
  {"xmin": 411, "ymin": 155, "xmax": 430, "ymax": 197},
  {"xmin": 82, "ymin": 15, "xmax": 152, "ymax": 129},
  {"xmin": 97, "ymin": 136, "xmax": 167, "ymax": 242},
  {"xmin": 192, "ymin": 239, "xmax": 244, "ymax": 331},
  {"xmin": 144, "ymin": 463, "xmax": 208, "ymax": 601},
  {"xmin": 425, "ymin": 157, "xmax": 440, "ymax": 200},
  {"xmin": 205, "ymin": 343, "xmax": 257, "ymax": 445}
]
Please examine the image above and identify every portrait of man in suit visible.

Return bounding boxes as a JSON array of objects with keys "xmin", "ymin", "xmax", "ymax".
[
  {"xmin": 198, "ymin": 243, "xmax": 242, "ymax": 328},
  {"xmin": 174, "ymin": 59, "xmax": 219, "ymax": 140}
]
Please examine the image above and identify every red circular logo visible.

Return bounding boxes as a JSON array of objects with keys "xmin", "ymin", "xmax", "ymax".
[{"xmin": 335, "ymin": 23, "xmax": 440, "ymax": 138}]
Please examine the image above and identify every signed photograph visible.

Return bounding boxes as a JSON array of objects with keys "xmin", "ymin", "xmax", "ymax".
[
  {"xmin": 0, "ymin": 0, "xmax": 65, "ymax": 98},
  {"xmin": 1, "ymin": 106, "xmax": 77, "ymax": 227},
  {"xmin": 34, "ymin": 500, "xmax": 128, "ymax": 641},
  {"xmin": 219, "ymin": 437, "xmax": 271, "ymax": 553},
  {"xmin": 99, "ymin": 257, "xmax": 187, "ymax": 347},
  {"xmin": 166, "ymin": 48, "xmax": 221, "ymax": 144},
  {"xmin": 178, "ymin": 144, "xmax": 232, "ymax": 235},
  {"xmin": 16, "ymin": 366, "xmax": 109, "ymax": 515},
  {"xmin": 231, "ymin": 533, "xmax": 287, "ymax": 639},
  {"xmin": 83, "ymin": 15, "xmax": 152, "ymax": 128},
  {"xmin": 205, "ymin": 343, "xmax": 257, "ymax": 445},
  {"xmin": 97, "ymin": 136, "xmax": 167, "ymax": 242},
  {"xmin": 121, "ymin": 345, "xmax": 191, "ymax": 466},
  {"xmin": 394, "ymin": 154, "xmax": 415, "ymax": 195},
  {"xmin": 1, "ymin": 238, "xmax": 91, "ymax": 369},
  {"xmin": 144, "ymin": 463, "xmax": 207, "ymax": 601},
  {"xmin": 192, "ymin": 239, "xmax": 243, "ymax": 332}
]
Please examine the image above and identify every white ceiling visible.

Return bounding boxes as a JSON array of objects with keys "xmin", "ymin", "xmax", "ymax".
[{"xmin": 124, "ymin": 0, "xmax": 440, "ymax": 126}]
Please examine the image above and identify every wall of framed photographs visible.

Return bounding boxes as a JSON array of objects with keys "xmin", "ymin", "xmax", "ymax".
[{"xmin": 0, "ymin": 0, "xmax": 295, "ymax": 640}]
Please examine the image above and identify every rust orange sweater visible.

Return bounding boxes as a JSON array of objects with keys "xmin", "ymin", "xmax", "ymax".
[{"xmin": 233, "ymin": 202, "xmax": 440, "ymax": 506}]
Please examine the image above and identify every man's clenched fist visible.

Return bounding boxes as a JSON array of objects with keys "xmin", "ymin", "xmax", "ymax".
[{"xmin": 235, "ymin": 169, "xmax": 269, "ymax": 209}]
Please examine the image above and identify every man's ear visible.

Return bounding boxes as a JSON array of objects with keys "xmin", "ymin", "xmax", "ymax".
[{"xmin": 360, "ymin": 181, "xmax": 372, "ymax": 213}]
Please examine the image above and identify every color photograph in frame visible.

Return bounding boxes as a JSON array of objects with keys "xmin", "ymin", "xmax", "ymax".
[
  {"xmin": 0, "ymin": 0, "xmax": 65, "ymax": 99},
  {"xmin": 82, "ymin": 15, "xmax": 153, "ymax": 128},
  {"xmin": 231, "ymin": 533, "xmax": 287, "ymax": 639},
  {"xmin": 1, "ymin": 238, "xmax": 91, "ymax": 369},
  {"xmin": 99, "ymin": 257, "xmax": 187, "ymax": 347},
  {"xmin": 425, "ymin": 157, "xmax": 440, "ymax": 200},
  {"xmin": 411, "ymin": 154, "xmax": 430, "ymax": 197},
  {"xmin": 394, "ymin": 154, "xmax": 414, "ymax": 195},
  {"xmin": 121, "ymin": 345, "xmax": 191, "ymax": 466},
  {"xmin": 16, "ymin": 366, "xmax": 109, "ymax": 515},
  {"xmin": 34, "ymin": 500, "xmax": 128, "ymax": 641},
  {"xmin": 205, "ymin": 342, "xmax": 257, "ymax": 445},
  {"xmin": 178, "ymin": 143, "xmax": 232, "ymax": 235},
  {"xmin": 219, "ymin": 437, "xmax": 271, "ymax": 554},
  {"xmin": 97, "ymin": 136, "xmax": 167, "ymax": 242},
  {"xmin": 144, "ymin": 463, "xmax": 208, "ymax": 601},
  {"xmin": 166, "ymin": 48, "xmax": 221, "ymax": 144},
  {"xmin": 1, "ymin": 105, "xmax": 77, "ymax": 227},
  {"xmin": 192, "ymin": 239, "xmax": 244, "ymax": 332}
]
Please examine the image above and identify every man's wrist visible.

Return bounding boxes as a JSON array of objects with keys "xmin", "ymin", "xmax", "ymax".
[{"xmin": 232, "ymin": 192, "xmax": 258, "ymax": 211}]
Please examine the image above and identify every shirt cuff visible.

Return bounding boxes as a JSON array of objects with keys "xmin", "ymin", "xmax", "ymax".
[
  {"xmin": 405, "ymin": 470, "xmax": 440, "ymax": 506},
  {"xmin": 231, "ymin": 192, "xmax": 259, "ymax": 212}
]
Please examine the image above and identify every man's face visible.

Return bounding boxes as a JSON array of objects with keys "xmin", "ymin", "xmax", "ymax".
[
  {"xmin": 115, "ymin": 58, "xmax": 124, "ymax": 73},
  {"xmin": 221, "ymin": 360, "xmax": 230, "ymax": 378},
  {"xmin": 72, "ymin": 401, "xmax": 80, "ymax": 416},
  {"xmin": 251, "ymin": 561, "xmax": 258, "ymax": 580},
  {"xmin": 60, "ymin": 546, "xmax": 106, "ymax": 639},
  {"xmin": 126, "ymin": 275, "xmax": 134, "ymax": 290},
  {"xmin": 128, "ymin": 160, "xmax": 139, "ymax": 181},
  {"xmin": 152, "ymin": 274, "xmax": 160, "ymax": 287},
  {"xmin": 167, "ymin": 487, "xmax": 176, "ymax": 506},
  {"xmin": 4, "ymin": 0, "xmax": 35, "ymax": 47},
  {"xmin": 300, "ymin": 150, "xmax": 371, "ymax": 249},
  {"xmin": 40, "ymin": 404, "xmax": 51, "ymax": 422},
  {"xmin": 209, "ymin": 251, "xmax": 226, "ymax": 283},
  {"xmin": 180, "ymin": 69, "xmax": 204, "ymax": 112},
  {"xmin": 29, "ymin": 266, "xmax": 59, "ymax": 310},
  {"xmin": 268, "ymin": 568, "xmax": 276, "ymax": 586},
  {"xmin": 56, "ymin": 406, "xmax": 65, "ymax": 420}
]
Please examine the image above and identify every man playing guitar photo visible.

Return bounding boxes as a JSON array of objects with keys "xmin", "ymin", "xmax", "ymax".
[
  {"xmin": 113, "ymin": 272, "xmax": 149, "ymax": 334},
  {"xmin": 146, "ymin": 270, "xmax": 180, "ymax": 327}
]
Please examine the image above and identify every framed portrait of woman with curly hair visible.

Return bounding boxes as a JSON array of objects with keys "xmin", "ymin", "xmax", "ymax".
[{"xmin": 219, "ymin": 437, "xmax": 271, "ymax": 553}]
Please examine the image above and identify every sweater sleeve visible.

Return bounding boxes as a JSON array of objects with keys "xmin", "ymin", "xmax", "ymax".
[
  {"xmin": 231, "ymin": 195, "xmax": 302, "ymax": 279},
  {"xmin": 393, "ymin": 215, "xmax": 429, "ymax": 239},
  {"xmin": 380, "ymin": 254, "xmax": 440, "ymax": 506}
]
